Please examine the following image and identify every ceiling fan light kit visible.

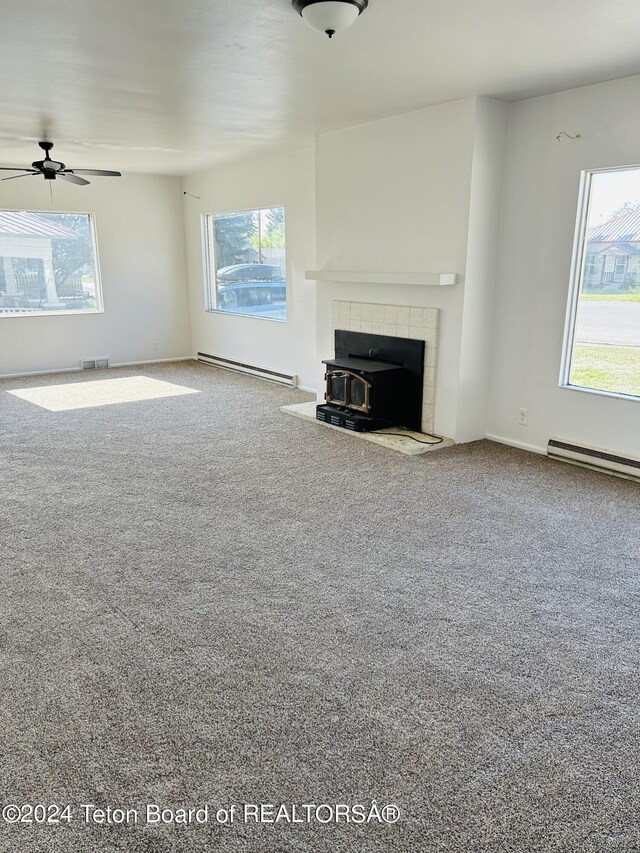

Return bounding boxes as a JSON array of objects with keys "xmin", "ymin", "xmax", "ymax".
[
  {"xmin": 0, "ymin": 140, "xmax": 121, "ymax": 187},
  {"xmin": 292, "ymin": 0, "xmax": 368, "ymax": 38}
]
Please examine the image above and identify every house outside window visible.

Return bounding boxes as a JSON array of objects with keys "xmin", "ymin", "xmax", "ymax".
[
  {"xmin": 562, "ymin": 166, "xmax": 640, "ymax": 399},
  {"xmin": 0, "ymin": 211, "xmax": 102, "ymax": 317},
  {"xmin": 203, "ymin": 207, "xmax": 287, "ymax": 322},
  {"xmin": 613, "ymin": 255, "xmax": 629, "ymax": 283},
  {"xmin": 584, "ymin": 253, "xmax": 598, "ymax": 278}
]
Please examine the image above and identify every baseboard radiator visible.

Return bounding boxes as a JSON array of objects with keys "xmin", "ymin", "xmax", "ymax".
[
  {"xmin": 548, "ymin": 438, "xmax": 640, "ymax": 482},
  {"xmin": 197, "ymin": 352, "xmax": 298, "ymax": 388}
]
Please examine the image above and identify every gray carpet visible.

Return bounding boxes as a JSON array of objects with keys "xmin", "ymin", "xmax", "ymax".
[{"xmin": 1, "ymin": 361, "xmax": 639, "ymax": 853}]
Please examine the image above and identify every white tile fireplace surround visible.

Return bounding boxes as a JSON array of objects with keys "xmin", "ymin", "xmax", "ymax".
[{"xmin": 330, "ymin": 300, "xmax": 439, "ymax": 434}]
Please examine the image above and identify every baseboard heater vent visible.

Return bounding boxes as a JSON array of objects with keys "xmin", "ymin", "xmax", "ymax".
[
  {"xmin": 80, "ymin": 357, "xmax": 110, "ymax": 370},
  {"xmin": 548, "ymin": 438, "xmax": 640, "ymax": 482},
  {"xmin": 197, "ymin": 352, "xmax": 298, "ymax": 388}
]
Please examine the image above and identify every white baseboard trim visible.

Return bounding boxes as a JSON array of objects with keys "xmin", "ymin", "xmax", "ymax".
[
  {"xmin": 0, "ymin": 366, "xmax": 81, "ymax": 380},
  {"xmin": 485, "ymin": 433, "xmax": 547, "ymax": 456},
  {"xmin": 110, "ymin": 357, "xmax": 194, "ymax": 368},
  {"xmin": 0, "ymin": 356, "xmax": 194, "ymax": 380},
  {"xmin": 296, "ymin": 385, "xmax": 319, "ymax": 395}
]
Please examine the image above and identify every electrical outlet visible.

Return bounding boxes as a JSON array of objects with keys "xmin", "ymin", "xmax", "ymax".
[
  {"xmin": 518, "ymin": 407, "xmax": 529, "ymax": 426},
  {"xmin": 152, "ymin": 341, "xmax": 159, "ymax": 354}
]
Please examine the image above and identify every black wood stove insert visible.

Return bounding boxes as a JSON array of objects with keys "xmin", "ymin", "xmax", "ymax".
[{"xmin": 317, "ymin": 329, "xmax": 425, "ymax": 432}]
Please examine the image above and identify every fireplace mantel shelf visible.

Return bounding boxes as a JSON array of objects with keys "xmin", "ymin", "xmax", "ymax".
[{"xmin": 305, "ymin": 270, "xmax": 458, "ymax": 286}]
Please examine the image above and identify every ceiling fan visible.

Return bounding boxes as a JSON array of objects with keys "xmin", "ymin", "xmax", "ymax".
[{"xmin": 0, "ymin": 140, "xmax": 121, "ymax": 186}]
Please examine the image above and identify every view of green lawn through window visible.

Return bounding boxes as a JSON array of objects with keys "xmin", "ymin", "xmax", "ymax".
[
  {"xmin": 568, "ymin": 168, "xmax": 640, "ymax": 398},
  {"xmin": 0, "ymin": 211, "xmax": 100, "ymax": 316}
]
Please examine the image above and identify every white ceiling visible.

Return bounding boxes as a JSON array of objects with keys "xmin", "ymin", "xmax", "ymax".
[{"xmin": 1, "ymin": 0, "xmax": 640, "ymax": 175}]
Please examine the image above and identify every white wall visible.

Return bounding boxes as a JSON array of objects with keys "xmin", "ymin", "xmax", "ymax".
[
  {"xmin": 489, "ymin": 75, "xmax": 640, "ymax": 457},
  {"xmin": 314, "ymin": 97, "xmax": 508, "ymax": 442},
  {"xmin": 314, "ymin": 99, "xmax": 475, "ymax": 440},
  {"xmin": 0, "ymin": 174, "xmax": 191, "ymax": 376},
  {"xmin": 182, "ymin": 147, "xmax": 317, "ymax": 391},
  {"xmin": 456, "ymin": 98, "xmax": 508, "ymax": 442}
]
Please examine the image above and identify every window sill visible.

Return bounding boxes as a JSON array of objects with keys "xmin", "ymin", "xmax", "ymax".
[
  {"xmin": 560, "ymin": 382, "xmax": 640, "ymax": 404},
  {"xmin": 206, "ymin": 308, "xmax": 287, "ymax": 323},
  {"xmin": 0, "ymin": 308, "xmax": 104, "ymax": 319}
]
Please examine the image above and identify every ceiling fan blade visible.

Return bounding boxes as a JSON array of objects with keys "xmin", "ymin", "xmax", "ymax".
[
  {"xmin": 58, "ymin": 173, "xmax": 90, "ymax": 186},
  {"xmin": 0, "ymin": 167, "xmax": 37, "ymax": 172},
  {"xmin": 1, "ymin": 172, "xmax": 38, "ymax": 181},
  {"xmin": 66, "ymin": 169, "xmax": 121, "ymax": 177}
]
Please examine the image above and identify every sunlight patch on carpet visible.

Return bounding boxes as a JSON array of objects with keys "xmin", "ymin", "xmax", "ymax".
[{"xmin": 6, "ymin": 376, "xmax": 200, "ymax": 411}]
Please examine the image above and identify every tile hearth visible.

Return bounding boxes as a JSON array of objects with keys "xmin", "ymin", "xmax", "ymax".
[{"xmin": 281, "ymin": 401, "xmax": 453, "ymax": 457}]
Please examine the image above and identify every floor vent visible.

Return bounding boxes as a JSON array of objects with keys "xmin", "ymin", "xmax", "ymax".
[
  {"xmin": 197, "ymin": 352, "xmax": 298, "ymax": 387},
  {"xmin": 80, "ymin": 357, "xmax": 110, "ymax": 371},
  {"xmin": 548, "ymin": 438, "xmax": 640, "ymax": 482}
]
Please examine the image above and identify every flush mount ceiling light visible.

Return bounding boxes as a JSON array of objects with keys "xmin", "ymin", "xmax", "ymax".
[{"xmin": 292, "ymin": 0, "xmax": 368, "ymax": 39}]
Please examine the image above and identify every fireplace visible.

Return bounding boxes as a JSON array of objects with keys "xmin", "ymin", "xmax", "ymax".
[{"xmin": 317, "ymin": 329, "xmax": 425, "ymax": 432}]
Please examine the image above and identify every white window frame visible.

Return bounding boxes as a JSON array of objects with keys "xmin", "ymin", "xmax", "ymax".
[
  {"xmin": 201, "ymin": 206, "xmax": 288, "ymax": 324},
  {"xmin": 0, "ymin": 209, "xmax": 104, "ymax": 319},
  {"xmin": 560, "ymin": 164, "xmax": 640, "ymax": 403}
]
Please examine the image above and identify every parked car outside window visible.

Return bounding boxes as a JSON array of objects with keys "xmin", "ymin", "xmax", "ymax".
[
  {"xmin": 215, "ymin": 263, "xmax": 286, "ymax": 319},
  {"xmin": 216, "ymin": 263, "xmax": 282, "ymax": 282}
]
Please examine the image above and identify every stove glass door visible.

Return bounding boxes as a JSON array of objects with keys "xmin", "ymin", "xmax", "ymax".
[{"xmin": 325, "ymin": 370, "xmax": 371, "ymax": 414}]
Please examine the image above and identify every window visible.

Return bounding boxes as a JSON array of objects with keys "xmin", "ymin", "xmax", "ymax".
[
  {"xmin": 614, "ymin": 255, "xmax": 628, "ymax": 280},
  {"xmin": 585, "ymin": 253, "xmax": 598, "ymax": 276},
  {"xmin": 562, "ymin": 166, "xmax": 640, "ymax": 399},
  {"xmin": 0, "ymin": 211, "xmax": 102, "ymax": 317},
  {"xmin": 203, "ymin": 207, "xmax": 287, "ymax": 321}
]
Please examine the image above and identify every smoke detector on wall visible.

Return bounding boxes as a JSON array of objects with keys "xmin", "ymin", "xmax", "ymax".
[{"xmin": 292, "ymin": 0, "xmax": 368, "ymax": 38}]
